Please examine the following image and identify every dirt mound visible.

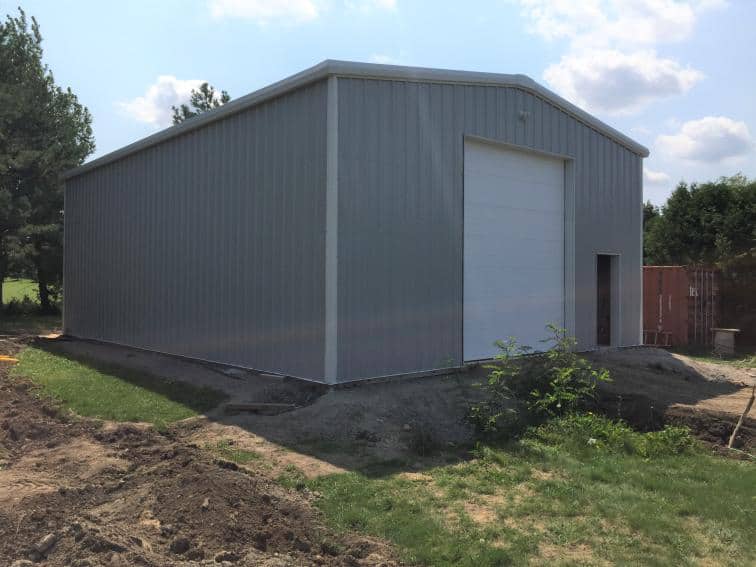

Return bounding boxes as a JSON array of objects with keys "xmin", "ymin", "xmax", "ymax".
[
  {"xmin": 589, "ymin": 348, "xmax": 756, "ymax": 451},
  {"xmin": 0, "ymin": 353, "xmax": 400, "ymax": 566}
]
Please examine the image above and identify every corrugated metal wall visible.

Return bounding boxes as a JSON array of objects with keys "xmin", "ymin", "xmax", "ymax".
[
  {"xmin": 337, "ymin": 78, "xmax": 642, "ymax": 380},
  {"xmin": 64, "ymin": 80, "xmax": 328, "ymax": 379}
]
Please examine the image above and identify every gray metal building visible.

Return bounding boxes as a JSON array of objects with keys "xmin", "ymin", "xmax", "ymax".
[{"xmin": 63, "ymin": 60, "xmax": 648, "ymax": 383}]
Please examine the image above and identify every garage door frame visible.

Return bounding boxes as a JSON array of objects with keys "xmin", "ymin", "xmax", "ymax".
[{"xmin": 462, "ymin": 135, "xmax": 576, "ymax": 361}]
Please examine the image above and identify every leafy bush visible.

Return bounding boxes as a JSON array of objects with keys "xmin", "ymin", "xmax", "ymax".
[
  {"xmin": 470, "ymin": 326, "xmax": 610, "ymax": 434},
  {"xmin": 532, "ymin": 413, "xmax": 697, "ymax": 458}
]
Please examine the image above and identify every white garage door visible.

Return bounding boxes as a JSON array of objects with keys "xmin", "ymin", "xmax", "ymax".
[{"xmin": 464, "ymin": 139, "xmax": 565, "ymax": 361}]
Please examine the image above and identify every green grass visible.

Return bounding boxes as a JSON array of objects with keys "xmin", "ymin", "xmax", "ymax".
[
  {"xmin": 209, "ymin": 439, "xmax": 261, "ymax": 464},
  {"xmin": 307, "ymin": 417, "xmax": 756, "ymax": 566},
  {"xmin": 672, "ymin": 346, "xmax": 756, "ymax": 368},
  {"xmin": 12, "ymin": 347, "xmax": 227, "ymax": 428},
  {"xmin": 1, "ymin": 278, "xmax": 60, "ymax": 336},
  {"xmin": 689, "ymin": 352, "xmax": 756, "ymax": 369},
  {"xmin": 277, "ymin": 464, "xmax": 308, "ymax": 491},
  {"xmin": 2, "ymin": 278, "xmax": 38, "ymax": 304}
]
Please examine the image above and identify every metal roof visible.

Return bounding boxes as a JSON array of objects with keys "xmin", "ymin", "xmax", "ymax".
[{"xmin": 63, "ymin": 59, "xmax": 649, "ymax": 180}]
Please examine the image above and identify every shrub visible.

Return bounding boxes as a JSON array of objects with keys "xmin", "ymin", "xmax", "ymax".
[
  {"xmin": 468, "ymin": 337, "xmax": 530, "ymax": 435},
  {"xmin": 469, "ymin": 325, "xmax": 611, "ymax": 434}
]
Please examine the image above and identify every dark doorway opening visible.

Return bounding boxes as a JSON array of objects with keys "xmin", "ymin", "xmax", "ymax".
[{"xmin": 597, "ymin": 255, "xmax": 612, "ymax": 346}]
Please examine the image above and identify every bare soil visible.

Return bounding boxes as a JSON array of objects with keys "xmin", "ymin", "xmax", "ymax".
[
  {"xmin": 0, "ymin": 338, "xmax": 400, "ymax": 566},
  {"xmin": 2, "ymin": 334, "xmax": 754, "ymax": 565},
  {"xmin": 587, "ymin": 347, "xmax": 756, "ymax": 450},
  {"xmin": 41, "ymin": 339, "xmax": 756, "ymax": 471},
  {"xmin": 42, "ymin": 338, "xmax": 485, "ymax": 474}
]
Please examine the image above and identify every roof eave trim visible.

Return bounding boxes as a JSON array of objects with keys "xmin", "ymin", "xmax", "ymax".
[{"xmin": 63, "ymin": 59, "xmax": 648, "ymax": 180}]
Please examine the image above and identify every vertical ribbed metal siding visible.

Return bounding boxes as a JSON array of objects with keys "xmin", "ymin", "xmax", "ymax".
[
  {"xmin": 64, "ymin": 80, "xmax": 328, "ymax": 379},
  {"xmin": 337, "ymin": 78, "xmax": 642, "ymax": 380}
]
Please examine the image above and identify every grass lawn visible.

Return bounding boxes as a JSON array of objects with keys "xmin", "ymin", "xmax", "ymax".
[
  {"xmin": 1, "ymin": 278, "xmax": 60, "ymax": 336},
  {"xmin": 2, "ymin": 277, "xmax": 38, "ymax": 303},
  {"xmin": 12, "ymin": 347, "xmax": 227, "ymax": 428},
  {"xmin": 307, "ymin": 418, "xmax": 756, "ymax": 566}
]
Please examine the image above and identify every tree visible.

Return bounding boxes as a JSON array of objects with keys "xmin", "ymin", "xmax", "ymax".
[
  {"xmin": 644, "ymin": 175, "xmax": 756, "ymax": 265},
  {"xmin": 0, "ymin": 9, "xmax": 94, "ymax": 312},
  {"xmin": 642, "ymin": 201, "xmax": 660, "ymax": 263},
  {"xmin": 642, "ymin": 201, "xmax": 659, "ymax": 226},
  {"xmin": 171, "ymin": 82, "xmax": 230, "ymax": 125}
]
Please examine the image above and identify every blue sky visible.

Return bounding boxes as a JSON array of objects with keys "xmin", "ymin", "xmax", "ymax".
[{"xmin": 13, "ymin": 0, "xmax": 756, "ymax": 205}]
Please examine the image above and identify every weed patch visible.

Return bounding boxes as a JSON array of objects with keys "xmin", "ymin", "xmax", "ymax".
[{"xmin": 533, "ymin": 413, "xmax": 697, "ymax": 458}]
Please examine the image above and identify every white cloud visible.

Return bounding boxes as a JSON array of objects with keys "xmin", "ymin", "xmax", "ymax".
[
  {"xmin": 208, "ymin": 0, "xmax": 321, "ymax": 23},
  {"xmin": 644, "ymin": 167, "xmax": 671, "ymax": 185},
  {"xmin": 518, "ymin": 0, "xmax": 724, "ymax": 48},
  {"xmin": 543, "ymin": 49, "xmax": 702, "ymax": 114},
  {"xmin": 118, "ymin": 76, "xmax": 212, "ymax": 128},
  {"xmin": 656, "ymin": 116, "xmax": 753, "ymax": 162},
  {"xmin": 517, "ymin": 1, "xmax": 724, "ymax": 113}
]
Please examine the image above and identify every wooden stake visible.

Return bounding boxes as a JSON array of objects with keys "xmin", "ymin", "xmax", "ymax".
[{"xmin": 728, "ymin": 384, "xmax": 755, "ymax": 449}]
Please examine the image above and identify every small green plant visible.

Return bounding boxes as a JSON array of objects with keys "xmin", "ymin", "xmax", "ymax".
[
  {"xmin": 470, "ymin": 325, "xmax": 611, "ymax": 434},
  {"xmin": 468, "ymin": 336, "xmax": 530, "ymax": 434},
  {"xmin": 526, "ymin": 326, "xmax": 611, "ymax": 416}
]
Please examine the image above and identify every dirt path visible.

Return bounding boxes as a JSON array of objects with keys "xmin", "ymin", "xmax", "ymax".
[{"xmin": 0, "ymin": 339, "xmax": 400, "ymax": 566}]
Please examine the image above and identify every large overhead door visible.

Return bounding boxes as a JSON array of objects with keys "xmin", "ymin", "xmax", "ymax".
[{"xmin": 463, "ymin": 139, "xmax": 565, "ymax": 361}]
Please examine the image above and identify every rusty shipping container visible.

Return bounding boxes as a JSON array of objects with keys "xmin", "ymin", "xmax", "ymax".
[{"xmin": 643, "ymin": 266, "xmax": 720, "ymax": 347}]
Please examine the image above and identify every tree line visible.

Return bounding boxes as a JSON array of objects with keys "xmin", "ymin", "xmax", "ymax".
[
  {"xmin": 643, "ymin": 174, "xmax": 755, "ymax": 266},
  {"xmin": 1, "ymin": 7, "xmax": 229, "ymax": 316}
]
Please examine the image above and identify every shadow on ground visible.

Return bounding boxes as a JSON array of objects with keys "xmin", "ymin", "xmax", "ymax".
[
  {"xmin": 34, "ymin": 337, "xmax": 485, "ymax": 477},
  {"xmin": 34, "ymin": 338, "xmax": 756, "ymax": 476},
  {"xmin": 587, "ymin": 348, "xmax": 755, "ymax": 448}
]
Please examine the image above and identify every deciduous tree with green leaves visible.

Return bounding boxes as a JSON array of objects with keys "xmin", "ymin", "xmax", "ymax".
[
  {"xmin": 171, "ymin": 82, "xmax": 230, "ymax": 125},
  {"xmin": 0, "ymin": 8, "xmax": 94, "ymax": 312}
]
